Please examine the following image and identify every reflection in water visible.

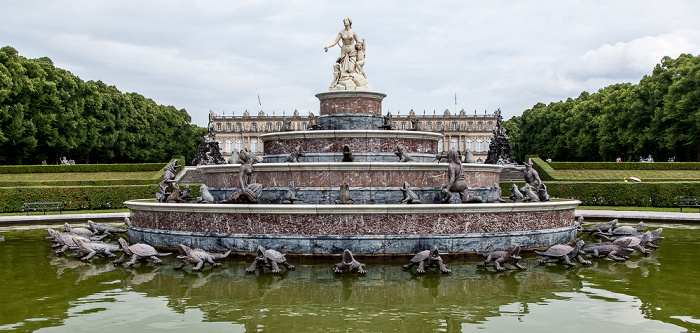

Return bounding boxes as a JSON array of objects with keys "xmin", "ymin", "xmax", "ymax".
[{"xmin": 0, "ymin": 223, "xmax": 698, "ymax": 332}]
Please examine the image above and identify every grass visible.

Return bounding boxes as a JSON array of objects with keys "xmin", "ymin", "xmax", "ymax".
[
  {"xmin": 577, "ymin": 206, "xmax": 694, "ymax": 212},
  {"xmin": 0, "ymin": 171, "xmax": 163, "ymax": 186},
  {"xmin": 553, "ymin": 169, "xmax": 700, "ymax": 181},
  {"xmin": 0, "ymin": 208, "xmax": 130, "ymax": 217}
]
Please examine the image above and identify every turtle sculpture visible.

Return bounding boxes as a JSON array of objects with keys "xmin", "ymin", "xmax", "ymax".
[
  {"xmin": 64, "ymin": 222, "xmax": 105, "ymax": 241},
  {"xmin": 579, "ymin": 219, "xmax": 618, "ymax": 234},
  {"xmin": 73, "ymin": 237, "xmax": 122, "ymax": 260},
  {"xmin": 334, "ymin": 249, "xmax": 367, "ymax": 274},
  {"xmin": 175, "ymin": 244, "xmax": 231, "ymax": 271},
  {"xmin": 613, "ymin": 232, "xmax": 652, "ymax": 254},
  {"xmin": 475, "ymin": 244, "xmax": 527, "ymax": 271},
  {"xmin": 402, "ymin": 245, "xmax": 451, "ymax": 274},
  {"xmin": 87, "ymin": 220, "xmax": 127, "ymax": 236},
  {"xmin": 246, "ymin": 245, "xmax": 295, "ymax": 274},
  {"xmin": 598, "ymin": 221, "xmax": 645, "ymax": 240},
  {"xmin": 399, "ymin": 181, "xmax": 422, "ymax": 204},
  {"xmin": 581, "ymin": 239, "xmax": 634, "ymax": 261},
  {"xmin": 47, "ymin": 228, "xmax": 89, "ymax": 255},
  {"xmin": 114, "ymin": 238, "xmax": 171, "ymax": 266},
  {"xmin": 535, "ymin": 240, "xmax": 591, "ymax": 267}
]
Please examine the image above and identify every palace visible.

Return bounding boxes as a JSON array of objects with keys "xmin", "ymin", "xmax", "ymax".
[{"xmin": 208, "ymin": 108, "xmax": 499, "ymax": 162}]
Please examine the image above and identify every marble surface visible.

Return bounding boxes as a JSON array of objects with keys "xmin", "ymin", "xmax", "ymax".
[{"xmin": 201, "ymin": 162, "xmax": 502, "ymax": 188}]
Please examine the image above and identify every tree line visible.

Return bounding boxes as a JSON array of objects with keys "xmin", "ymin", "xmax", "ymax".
[
  {"xmin": 0, "ymin": 46, "xmax": 207, "ymax": 165},
  {"xmin": 504, "ymin": 53, "xmax": 700, "ymax": 162}
]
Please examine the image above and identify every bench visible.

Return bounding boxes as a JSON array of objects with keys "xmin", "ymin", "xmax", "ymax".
[
  {"xmin": 23, "ymin": 202, "xmax": 63, "ymax": 215},
  {"xmin": 678, "ymin": 198, "xmax": 700, "ymax": 212}
]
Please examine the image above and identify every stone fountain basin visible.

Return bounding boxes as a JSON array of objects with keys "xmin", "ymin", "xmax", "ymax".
[{"xmin": 125, "ymin": 199, "xmax": 580, "ymax": 256}]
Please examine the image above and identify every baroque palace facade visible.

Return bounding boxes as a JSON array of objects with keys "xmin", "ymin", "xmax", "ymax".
[{"xmin": 209, "ymin": 108, "xmax": 499, "ymax": 162}]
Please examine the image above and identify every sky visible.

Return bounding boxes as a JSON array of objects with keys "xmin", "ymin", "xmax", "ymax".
[{"xmin": 3, "ymin": 0, "xmax": 700, "ymax": 127}]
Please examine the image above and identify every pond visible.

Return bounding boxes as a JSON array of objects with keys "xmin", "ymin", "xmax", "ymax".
[{"xmin": 0, "ymin": 222, "xmax": 698, "ymax": 332}]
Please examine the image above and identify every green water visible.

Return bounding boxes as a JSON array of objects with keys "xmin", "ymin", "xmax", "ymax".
[{"xmin": 0, "ymin": 223, "xmax": 698, "ymax": 332}]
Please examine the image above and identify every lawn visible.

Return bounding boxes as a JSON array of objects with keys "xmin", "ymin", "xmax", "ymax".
[
  {"xmin": 553, "ymin": 169, "xmax": 700, "ymax": 182},
  {"xmin": 0, "ymin": 171, "xmax": 163, "ymax": 186}
]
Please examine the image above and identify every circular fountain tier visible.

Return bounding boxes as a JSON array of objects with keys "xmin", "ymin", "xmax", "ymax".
[
  {"xmin": 261, "ymin": 130, "xmax": 443, "ymax": 162},
  {"xmin": 316, "ymin": 91, "xmax": 386, "ymax": 129},
  {"xmin": 125, "ymin": 200, "xmax": 580, "ymax": 255},
  {"xmin": 199, "ymin": 162, "xmax": 504, "ymax": 204}
]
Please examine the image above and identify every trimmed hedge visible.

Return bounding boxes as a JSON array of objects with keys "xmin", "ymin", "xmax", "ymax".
[
  {"xmin": 0, "ymin": 185, "xmax": 160, "ymax": 212},
  {"xmin": 524, "ymin": 156, "xmax": 558, "ymax": 181},
  {"xmin": 548, "ymin": 161, "xmax": 700, "ymax": 171},
  {"xmin": 499, "ymin": 181, "xmax": 700, "ymax": 207},
  {"xmin": 0, "ymin": 163, "xmax": 168, "ymax": 174}
]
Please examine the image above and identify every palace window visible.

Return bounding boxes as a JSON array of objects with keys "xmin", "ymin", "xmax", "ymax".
[
  {"xmin": 488, "ymin": 122, "xmax": 493, "ymax": 131},
  {"xmin": 251, "ymin": 123, "xmax": 257, "ymax": 132},
  {"xmin": 277, "ymin": 123, "xmax": 282, "ymax": 131},
  {"xmin": 225, "ymin": 140, "xmax": 232, "ymax": 153},
  {"xmin": 236, "ymin": 140, "xmax": 242, "ymax": 152},
  {"xmin": 452, "ymin": 122, "xmax": 457, "ymax": 130},
  {"xmin": 467, "ymin": 139, "xmax": 473, "ymax": 151},
  {"xmin": 426, "ymin": 123, "xmax": 432, "ymax": 131},
  {"xmin": 251, "ymin": 139, "xmax": 258, "ymax": 153},
  {"xmin": 401, "ymin": 123, "xmax": 406, "ymax": 130},
  {"xmin": 468, "ymin": 122, "xmax": 473, "ymax": 131},
  {"xmin": 451, "ymin": 138, "xmax": 458, "ymax": 151},
  {"xmin": 478, "ymin": 122, "xmax": 483, "ymax": 131},
  {"xmin": 437, "ymin": 139, "xmax": 443, "ymax": 152},
  {"xmin": 437, "ymin": 123, "xmax": 442, "ymax": 131},
  {"xmin": 267, "ymin": 123, "xmax": 272, "ymax": 131},
  {"xmin": 227, "ymin": 123, "xmax": 231, "ymax": 131},
  {"xmin": 477, "ymin": 139, "xmax": 483, "ymax": 153},
  {"xmin": 236, "ymin": 123, "xmax": 242, "ymax": 132},
  {"xmin": 303, "ymin": 123, "xmax": 307, "ymax": 130},
  {"xmin": 216, "ymin": 123, "xmax": 221, "ymax": 131}
]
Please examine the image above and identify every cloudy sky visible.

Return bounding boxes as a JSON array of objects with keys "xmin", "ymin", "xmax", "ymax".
[{"xmin": 3, "ymin": 1, "xmax": 699, "ymax": 127}]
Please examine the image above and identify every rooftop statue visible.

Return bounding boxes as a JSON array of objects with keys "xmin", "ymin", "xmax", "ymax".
[{"xmin": 324, "ymin": 17, "xmax": 372, "ymax": 91}]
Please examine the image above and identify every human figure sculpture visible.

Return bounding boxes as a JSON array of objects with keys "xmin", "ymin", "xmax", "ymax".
[
  {"xmin": 324, "ymin": 17, "xmax": 361, "ymax": 73},
  {"xmin": 329, "ymin": 64, "xmax": 341, "ymax": 89},
  {"xmin": 441, "ymin": 150, "xmax": 483, "ymax": 203},
  {"xmin": 324, "ymin": 17, "xmax": 371, "ymax": 91},
  {"xmin": 520, "ymin": 158, "xmax": 549, "ymax": 202},
  {"xmin": 156, "ymin": 160, "xmax": 181, "ymax": 203},
  {"xmin": 355, "ymin": 39, "xmax": 366, "ymax": 78},
  {"xmin": 225, "ymin": 149, "xmax": 263, "ymax": 203}
]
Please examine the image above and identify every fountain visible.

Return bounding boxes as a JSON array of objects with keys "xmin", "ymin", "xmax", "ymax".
[{"xmin": 124, "ymin": 18, "xmax": 579, "ymax": 256}]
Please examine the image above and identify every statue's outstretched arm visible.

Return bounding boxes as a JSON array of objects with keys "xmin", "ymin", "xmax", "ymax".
[{"xmin": 324, "ymin": 33, "xmax": 342, "ymax": 52}]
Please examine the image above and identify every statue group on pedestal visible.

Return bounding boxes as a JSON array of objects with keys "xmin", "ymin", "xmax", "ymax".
[
  {"xmin": 325, "ymin": 17, "xmax": 372, "ymax": 91},
  {"xmin": 485, "ymin": 110, "xmax": 516, "ymax": 165},
  {"xmin": 192, "ymin": 127, "xmax": 226, "ymax": 166}
]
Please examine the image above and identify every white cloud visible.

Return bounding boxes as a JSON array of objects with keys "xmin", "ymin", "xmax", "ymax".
[{"xmin": 567, "ymin": 30, "xmax": 700, "ymax": 81}]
